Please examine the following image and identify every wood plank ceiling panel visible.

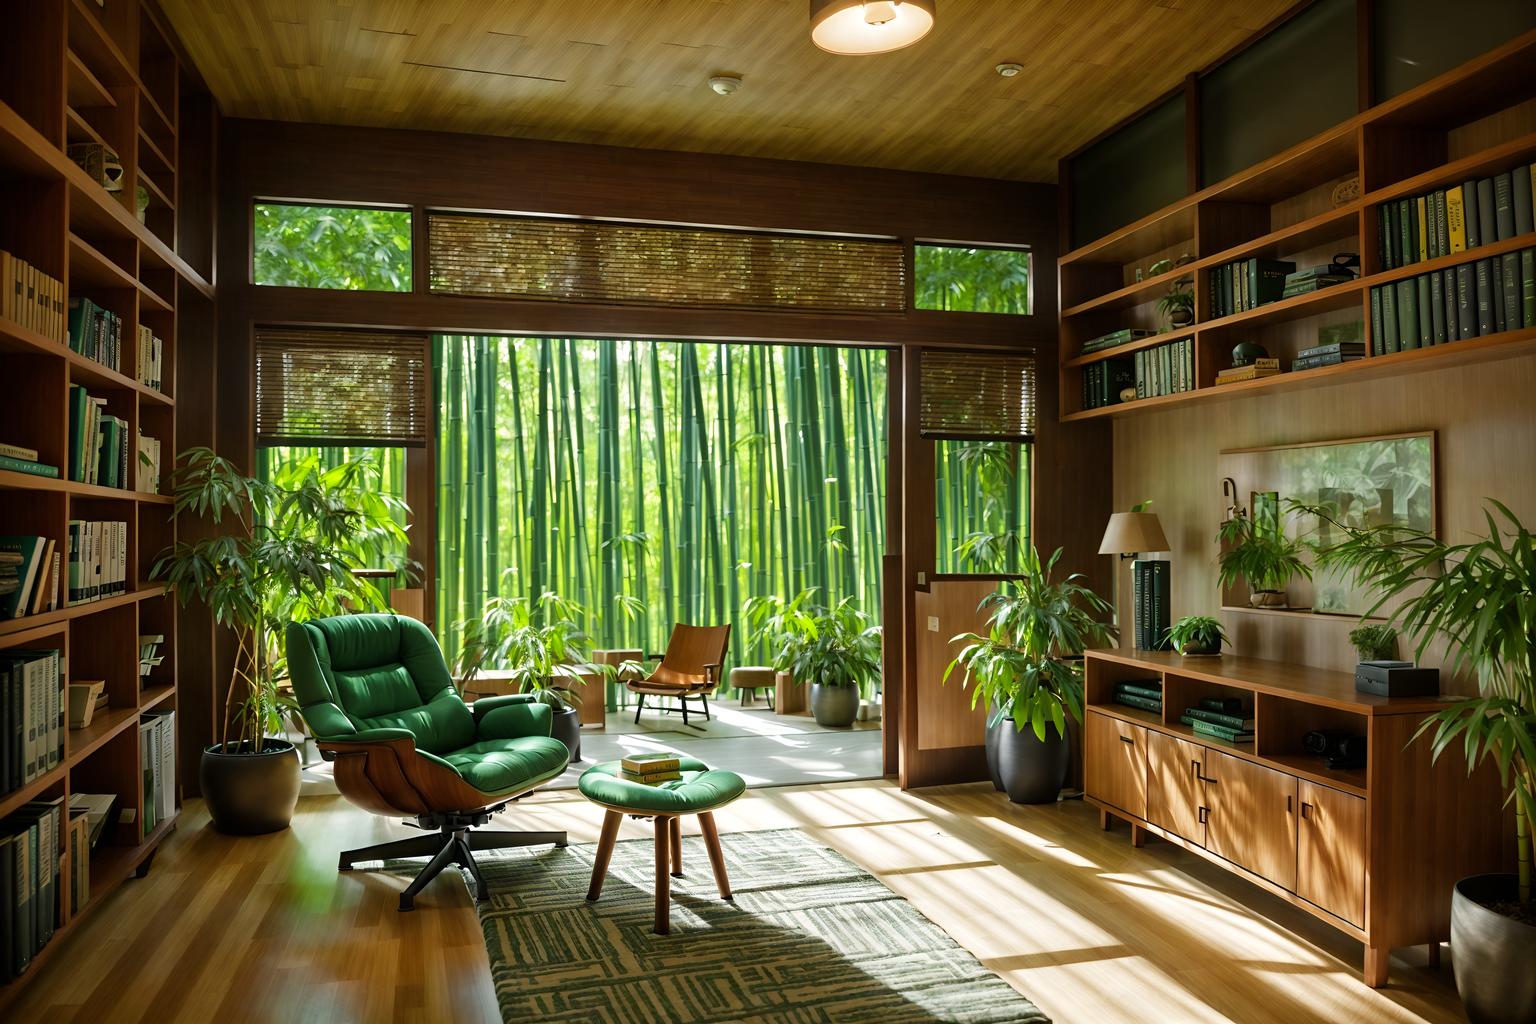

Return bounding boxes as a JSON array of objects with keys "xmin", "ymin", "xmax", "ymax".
[{"xmin": 158, "ymin": 0, "xmax": 1296, "ymax": 182}]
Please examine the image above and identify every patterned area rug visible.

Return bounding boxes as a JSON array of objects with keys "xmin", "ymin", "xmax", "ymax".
[{"xmin": 463, "ymin": 828, "xmax": 1049, "ymax": 1024}]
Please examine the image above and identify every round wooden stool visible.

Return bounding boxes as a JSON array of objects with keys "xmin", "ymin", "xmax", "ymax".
[
  {"xmin": 578, "ymin": 757, "xmax": 745, "ymax": 935},
  {"xmin": 729, "ymin": 665, "xmax": 777, "ymax": 709}
]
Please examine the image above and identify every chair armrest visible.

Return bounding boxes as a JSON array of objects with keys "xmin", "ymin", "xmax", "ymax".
[
  {"xmin": 476, "ymin": 698, "xmax": 553, "ymax": 740},
  {"xmin": 328, "ymin": 727, "xmax": 418, "ymax": 746},
  {"xmin": 704, "ymin": 662, "xmax": 722, "ymax": 684},
  {"xmin": 471, "ymin": 693, "xmax": 538, "ymax": 719}
]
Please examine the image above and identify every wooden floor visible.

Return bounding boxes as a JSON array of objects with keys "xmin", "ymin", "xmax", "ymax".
[{"xmin": 9, "ymin": 780, "xmax": 1468, "ymax": 1023}]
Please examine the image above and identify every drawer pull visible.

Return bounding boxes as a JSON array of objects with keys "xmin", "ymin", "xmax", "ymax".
[
  {"xmin": 1287, "ymin": 794, "xmax": 1293, "ymax": 813},
  {"xmin": 1198, "ymin": 806, "xmax": 1209, "ymax": 825},
  {"xmin": 1300, "ymin": 801, "xmax": 1312, "ymax": 820},
  {"xmin": 1119, "ymin": 735, "xmax": 1134, "ymax": 744}
]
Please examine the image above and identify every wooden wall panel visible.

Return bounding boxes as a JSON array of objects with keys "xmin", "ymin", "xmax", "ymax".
[
  {"xmin": 1111, "ymin": 351, "xmax": 1536, "ymax": 692},
  {"xmin": 913, "ymin": 578, "xmax": 998, "ymax": 752}
]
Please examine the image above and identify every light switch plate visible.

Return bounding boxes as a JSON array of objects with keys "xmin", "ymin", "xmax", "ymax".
[
  {"xmin": 927, "ymin": 616, "xmax": 940, "ymax": 632},
  {"xmin": 917, "ymin": 571, "xmax": 927, "ymax": 586}
]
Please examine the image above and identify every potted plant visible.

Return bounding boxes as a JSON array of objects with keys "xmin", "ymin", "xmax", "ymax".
[
  {"xmin": 455, "ymin": 588, "xmax": 589, "ymax": 760},
  {"xmin": 1303, "ymin": 498, "xmax": 1534, "ymax": 1023},
  {"xmin": 1166, "ymin": 615, "xmax": 1227, "ymax": 656},
  {"xmin": 1158, "ymin": 277, "xmax": 1195, "ymax": 329},
  {"xmin": 945, "ymin": 546, "xmax": 1115, "ymax": 804},
  {"xmin": 1217, "ymin": 512, "xmax": 1313, "ymax": 609},
  {"xmin": 746, "ymin": 589, "xmax": 881, "ymax": 728},
  {"xmin": 1348, "ymin": 623, "xmax": 1398, "ymax": 663},
  {"xmin": 154, "ymin": 448, "xmax": 415, "ymax": 834}
]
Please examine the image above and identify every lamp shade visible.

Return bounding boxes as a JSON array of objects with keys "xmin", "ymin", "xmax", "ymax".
[
  {"xmin": 810, "ymin": 0, "xmax": 936, "ymax": 55},
  {"xmin": 1099, "ymin": 512, "xmax": 1169, "ymax": 555}
]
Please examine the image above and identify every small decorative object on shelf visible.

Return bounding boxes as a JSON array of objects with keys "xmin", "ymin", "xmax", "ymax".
[
  {"xmin": 1159, "ymin": 276, "xmax": 1194, "ymax": 329},
  {"xmin": 1119, "ymin": 386, "xmax": 1137, "ymax": 403},
  {"xmin": 1348, "ymin": 623, "xmax": 1398, "ymax": 662},
  {"xmin": 139, "ymin": 634, "xmax": 165, "ymax": 678},
  {"xmin": 1331, "ymin": 175, "xmax": 1361, "ymax": 208},
  {"xmin": 66, "ymin": 143, "xmax": 124, "ymax": 192},
  {"xmin": 1230, "ymin": 340, "xmax": 1268, "ymax": 366},
  {"xmin": 1303, "ymin": 727, "xmax": 1367, "ymax": 769},
  {"xmin": 1164, "ymin": 614, "xmax": 1227, "ymax": 656},
  {"xmin": 1216, "ymin": 357, "xmax": 1280, "ymax": 385},
  {"xmin": 1217, "ymin": 501, "xmax": 1312, "ymax": 609},
  {"xmin": 67, "ymin": 680, "xmax": 106, "ymax": 729},
  {"xmin": 136, "ymin": 184, "xmax": 150, "ymax": 224}
]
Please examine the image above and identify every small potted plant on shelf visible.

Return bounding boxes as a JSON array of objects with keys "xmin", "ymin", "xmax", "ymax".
[
  {"xmin": 1302, "ymin": 498, "xmax": 1534, "ymax": 1024},
  {"xmin": 1217, "ymin": 512, "xmax": 1313, "ymax": 609},
  {"xmin": 1165, "ymin": 615, "xmax": 1227, "ymax": 656},
  {"xmin": 1158, "ymin": 277, "xmax": 1195, "ymax": 329},
  {"xmin": 154, "ymin": 448, "xmax": 416, "ymax": 835},
  {"xmin": 944, "ymin": 545, "xmax": 1115, "ymax": 804},
  {"xmin": 745, "ymin": 589, "xmax": 882, "ymax": 728},
  {"xmin": 1348, "ymin": 623, "xmax": 1398, "ymax": 663},
  {"xmin": 455, "ymin": 586, "xmax": 590, "ymax": 761}
]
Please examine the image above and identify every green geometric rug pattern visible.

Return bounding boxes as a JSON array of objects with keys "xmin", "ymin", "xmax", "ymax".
[{"xmin": 467, "ymin": 827, "xmax": 1050, "ymax": 1024}]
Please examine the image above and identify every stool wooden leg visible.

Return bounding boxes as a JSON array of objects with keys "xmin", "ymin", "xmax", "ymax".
[
  {"xmin": 699, "ymin": 811, "xmax": 732, "ymax": 902},
  {"xmin": 654, "ymin": 816, "xmax": 671, "ymax": 935},
  {"xmin": 586, "ymin": 810, "xmax": 622, "ymax": 902},
  {"xmin": 669, "ymin": 815, "xmax": 683, "ymax": 877}
]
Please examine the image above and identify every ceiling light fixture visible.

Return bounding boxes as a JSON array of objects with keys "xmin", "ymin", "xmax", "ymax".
[
  {"xmin": 810, "ymin": 0, "xmax": 936, "ymax": 56},
  {"xmin": 996, "ymin": 62, "xmax": 1023, "ymax": 78},
  {"xmin": 708, "ymin": 74, "xmax": 742, "ymax": 96}
]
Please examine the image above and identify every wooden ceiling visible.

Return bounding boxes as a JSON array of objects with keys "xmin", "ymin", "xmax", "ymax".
[{"xmin": 160, "ymin": 0, "xmax": 1298, "ymax": 183}]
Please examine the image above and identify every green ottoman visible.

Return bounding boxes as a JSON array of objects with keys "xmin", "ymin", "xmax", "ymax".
[{"xmin": 579, "ymin": 757, "xmax": 746, "ymax": 935}]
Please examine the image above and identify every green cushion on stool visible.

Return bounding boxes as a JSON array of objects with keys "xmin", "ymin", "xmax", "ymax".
[{"xmin": 579, "ymin": 757, "xmax": 746, "ymax": 815}]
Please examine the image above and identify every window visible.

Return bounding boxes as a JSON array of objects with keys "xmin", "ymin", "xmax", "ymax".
[
  {"xmin": 254, "ymin": 327, "xmax": 430, "ymax": 446},
  {"xmin": 935, "ymin": 440, "xmax": 1031, "ymax": 574},
  {"xmin": 914, "ymin": 244, "xmax": 1031, "ymax": 314},
  {"xmin": 253, "ymin": 203, "xmax": 413, "ymax": 291}
]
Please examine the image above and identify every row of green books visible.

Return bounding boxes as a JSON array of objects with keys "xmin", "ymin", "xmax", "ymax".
[
  {"xmin": 1080, "ymin": 357, "xmax": 1134, "ymax": 410},
  {"xmin": 1135, "ymin": 337, "xmax": 1194, "ymax": 400},
  {"xmin": 68, "ymin": 520, "xmax": 127, "ymax": 605},
  {"xmin": 0, "ymin": 252, "xmax": 65, "ymax": 343},
  {"xmin": 1377, "ymin": 163, "xmax": 1535, "ymax": 271},
  {"xmin": 1180, "ymin": 696, "xmax": 1254, "ymax": 743},
  {"xmin": 1, "ymin": 796, "xmax": 66, "ymax": 978},
  {"xmin": 0, "ymin": 537, "xmax": 59, "ymax": 621},
  {"xmin": 135, "ymin": 323, "xmax": 165, "ymax": 393},
  {"xmin": 1, "ymin": 649, "xmax": 63, "ymax": 793},
  {"xmin": 1369, "ymin": 248, "xmax": 1535, "ymax": 353},
  {"xmin": 67, "ymin": 385, "xmax": 129, "ymax": 488},
  {"xmin": 0, "ymin": 441, "xmax": 58, "ymax": 480},
  {"xmin": 1080, "ymin": 327, "xmax": 1154, "ymax": 355},
  {"xmin": 1209, "ymin": 258, "xmax": 1294, "ymax": 318},
  {"xmin": 67, "ymin": 298, "xmax": 125, "ymax": 374},
  {"xmin": 1111, "ymin": 680, "xmax": 1162, "ymax": 715},
  {"xmin": 140, "ymin": 710, "xmax": 177, "ymax": 837}
]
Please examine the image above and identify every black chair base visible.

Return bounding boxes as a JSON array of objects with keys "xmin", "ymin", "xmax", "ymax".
[
  {"xmin": 338, "ymin": 809, "xmax": 567, "ymax": 911},
  {"xmin": 632, "ymin": 690, "xmax": 711, "ymax": 729}
]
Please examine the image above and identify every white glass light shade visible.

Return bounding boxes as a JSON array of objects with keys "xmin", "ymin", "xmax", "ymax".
[{"xmin": 810, "ymin": 0, "xmax": 936, "ymax": 55}]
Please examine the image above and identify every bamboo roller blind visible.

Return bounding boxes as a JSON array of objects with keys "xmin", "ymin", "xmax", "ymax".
[
  {"xmin": 428, "ymin": 212, "xmax": 907, "ymax": 313},
  {"xmin": 255, "ymin": 327, "xmax": 430, "ymax": 446},
  {"xmin": 919, "ymin": 349, "xmax": 1038, "ymax": 441}
]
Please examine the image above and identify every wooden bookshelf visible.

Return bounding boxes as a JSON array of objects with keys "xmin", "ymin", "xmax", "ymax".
[
  {"xmin": 0, "ymin": 0, "xmax": 210, "ymax": 1009},
  {"xmin": 1059, "ymin": 30, "xmax": 1536, "ymax": 422}
]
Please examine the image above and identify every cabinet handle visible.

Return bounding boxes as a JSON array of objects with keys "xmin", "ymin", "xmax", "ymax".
[
  {"xmin": 1119, "ymin": 735, "xmax": 1134, "ymax": 744},
  {"xmin": 1300, "ymin": 802, "xmax": 1312, "ymax": 820},
  {"xmin": 1287, "ymin": 794, "xmax": 1292, "ymax": 813},
  {"xmin": 1191, "ymin": 759, "xmax": 1200, "ymax": 780},
  {"xmin": 1198, "ymin": 806, "xmax": 1208, "ymax": 825}
]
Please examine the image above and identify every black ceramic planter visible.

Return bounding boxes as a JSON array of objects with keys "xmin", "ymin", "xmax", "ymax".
[
  {"xmin": 994, "ymin": 722, "xmax": 1070, "ymax": 804},
  {"xmin": 550, "ymin": 705, "xmax": 582, "ymax": 762},
  {"xmin": 200, "ymin": 739, "xmax": 301, "ymax": 835},
  {"xmin": 810, "ymin": 682, "xmax": 859, "ymax": 728},
  {"xmin": 984, "ymin": 713, "xmax": 1005, "ymax": 791},
  {"xmin": 1451, "ymin": 873, "xmax": 1536, "ymax": 1023}
]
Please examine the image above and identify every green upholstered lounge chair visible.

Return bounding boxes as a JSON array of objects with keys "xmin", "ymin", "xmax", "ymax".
[{"xmin": 286, "ymin": 613, "xmax": 571, "ymax": 910}]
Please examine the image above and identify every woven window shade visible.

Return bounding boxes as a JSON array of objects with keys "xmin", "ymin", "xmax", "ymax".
[
  {"xmin": 428, "ymin": 212, "xmax": 906, "ymax": 313},
  {"xmin": 255, "ymin": 327, "xmax": 429, "ymax": 446},
  {"xmin": 919, "ymin": 349, "xmax": 1037, "ymax": 441}
]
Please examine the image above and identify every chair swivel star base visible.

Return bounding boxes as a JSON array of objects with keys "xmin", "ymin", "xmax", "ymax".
[
  {"xmin": 287, "ymin": 614, "xmax": 574, "ymax": 912},
  {"xmin": 337, "ymin": 807, "xmax": 570, "ymax": 910}
]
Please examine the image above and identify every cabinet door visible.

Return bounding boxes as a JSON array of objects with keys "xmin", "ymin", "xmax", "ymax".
[
  {"xmin": 1297, "ymin": 781, "xmax": 1366, "ymax": 926},
  {"xmin": 1146, "ymin": 730, "xmax": 1205, "ymax": 843},
  {"xmin": 1085, "ymin": 711, "xmax": 1147, "ymax": 819},
  {"xmin": 1205, "ymin": 750, "xmax": 1298, "ymax": 890}
]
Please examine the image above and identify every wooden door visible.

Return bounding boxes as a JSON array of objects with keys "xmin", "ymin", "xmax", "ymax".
[
  {"xmin": 1204, "ymin": 750, "xmax": 1298, "ymax": 890},
  {"xmin": 1297, "ymin": 781, "xmax": 1366, "ymax": 926},
  {"xmin": 1085, "ymin": 711, "xmax": 1146, "ymax": 819},
  {"xmin": 1146, "ymin": 730, "xmax": 1205, "ymax": 843}
]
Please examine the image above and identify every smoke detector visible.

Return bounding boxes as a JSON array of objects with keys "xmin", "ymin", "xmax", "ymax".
[
  {"xmin": 996, "ymin": 63, "xmax": 1023, "ymax": 78},
  {"xmin": 708, "ymin": 74, "xmax": 742, "ymax": 96}
]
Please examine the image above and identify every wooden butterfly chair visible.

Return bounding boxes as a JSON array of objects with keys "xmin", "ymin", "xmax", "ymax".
[{"xmin": 626, "ymin": 623, "xmax": 731, "ymax": 728}]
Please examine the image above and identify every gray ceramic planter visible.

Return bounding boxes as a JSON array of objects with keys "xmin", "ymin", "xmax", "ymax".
[
  {"xmin": 809, "ymin": 682, "xmax": 859, "ymax": 728},
  {"xmin": 1451, "ymin": 874, "xmax": 1536, "ymax": 1023}
]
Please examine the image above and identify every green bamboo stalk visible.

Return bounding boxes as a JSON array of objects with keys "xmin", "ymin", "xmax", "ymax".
[
  {"xmin": 529, "ymin": 338, "xmax": 552, "ymax": 604},
  {"xmin": 647, "ymin": 342, "xmax": 675, "ymax": 632}
]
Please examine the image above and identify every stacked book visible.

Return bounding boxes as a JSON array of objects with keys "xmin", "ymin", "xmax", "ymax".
[
  {"xmin": 0, "ymin": 441, "xmax": 58, "ymax": 480},
  {"xmin": 68, "ymin": 386, "xmax": 131, "ymax": 488},
  {"xmin": 67, "ymin": 521, "xmax": 127, "ymax": 605},
  {"xmin": 1215, "ymin": 358, "xmax": 1281, "ymax": 385},
  {"xmin": 1080, "ymin": 327, "xmax": 1154, "ymax": 356},
  {"xmin": 1179, "ymin": 696, "xmax": 1254, "ymax": 745},
  {"xmin": 1111, "ymin": 679, "xmax": 1162, "ymax": 715},
  {"xmin": 0, "ymin": 536, "xmax": 60, "ymax": 620},
  {"xmin": 67, "ymin": 298, "xmax": 124, "ymax": 372},
  {"xmin": 1369, "ymin": 247, "xmax": 1535, "ymax": 353},
  {"xmin": 1131, "ymin": 561, "xmax": 1170, "ymax": 651},
  {"xmin": 1133, "ymin": 337, "xmax": 1194, "ymax": 399},
  {"xmin": 1282, "ymin": 265, "xmax": 1354, "ymax": 299},
  {"xmin": 1081, "ymin": 357, "xmax": 1134, "ymax": 410},
  {"xmin": 136, "ymin": 432, "xmax": 163, "ymax": 494},
  {"xmin": 139, "ymin": 710, "xmax": 176, "ymax": 837},
  {"xmin": 620, "ymin": 752, "xmax": 683, "ymax": 785},
  {"xmin": 2, "ymin": 649, "xmax": 65, "ymax": 791},
  {"xmin": 1210, "ymin": 258, "xmax": 1295, "ymax": 318},
  {"xmin": 136, "ymin": 324, "xmax": 164, "ymax": 392},
  {"xmin": 1292, "ymin": 340, "xmax": 1365, "ymax": 371},
  {"xmin": 0, "ymin": 795, "xmax": 66, "ymax": 977},
  {"xmin": 1377, "ymin": 163, "xmax": 1534, "ymax": 271},
  {"xmin": 0, "ymin": 251, "xmax": 65, "ymax": 342}
]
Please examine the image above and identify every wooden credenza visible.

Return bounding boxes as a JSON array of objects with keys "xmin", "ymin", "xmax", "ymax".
[{"xmin": 1083, "ymin": 649, "xmax": 1508, "ymax": 987}]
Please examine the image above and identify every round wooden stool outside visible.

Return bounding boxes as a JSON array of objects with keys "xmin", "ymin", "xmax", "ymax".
[
  {"xmin": 729, "ymin": 666, "xmax": 777, "ymax": 709},
  {"xmin": 578, "ymin": 757, "xmax": 745, "ymax": 935}
]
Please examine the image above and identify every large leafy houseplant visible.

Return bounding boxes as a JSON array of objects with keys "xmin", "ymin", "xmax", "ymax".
[
  {"xmin": 453, "ymin": 587, "xmax": 590, "ymax": 712},
  {"xmin": 1299, "ymin": 499, "xmax": 1534, "ymax": 908},
  {"xmin": 945, "ymin": 545, "xmax": 1116, "ymax": 741},
  {"xmin": 745, "ymin": 588, "xmax": 882, "ymax": 726}
]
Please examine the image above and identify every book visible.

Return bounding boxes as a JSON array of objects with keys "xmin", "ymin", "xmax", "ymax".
[
  {"xmin": 1370, "ymin": 287, "xmax": 1384, "ymax": 354},
  {"xmin": 1443, "ymin": 268, "xmax": 1459, "ymax": 342},
  {"xmin": 1476, "ymin": 258, "xmax": 1495, "ymax": 334},
  {"xmin": 1476, "ymin": 178, "xmax": 1497, "ymax": 249},
  {"xmin": 1182, "ymin": 707, "xmax": 1254, "ymax": 731},
  {"xmin": 0, "ymin": 455, "xmax": 58, "ymax": 479},
  {"xmin": 1181, "ymin": 715, "xmax": 1255, "ymax": 743},
  {"xmin": 1514, "ymin": 165, "xmax": 1534, "ymax": 236},
  {"xmin": 1081, "ymin": 328, "xmax": 1154, "ymax": 354},
  {"xmin": 1429, "ymin": 271, "xmax": 1446, "ymax": 345},
  {"xmin": 1381, "ymin": 283, "xmax": 1399, "ymax": 353},
  {"xmin": 1415, "ymin": 275, "xmax": 1433, "ymax": 347},
  {"xmin": 68, "ymin": 793, "xmax": 115, "ymax": 849},
  {"xmin": 1113, "ymin": 681, "xmax": 1163, "ymax": 702},
  {"xmin": 0, "ymin": 443, "xmax": 38, "ymax": 462},
  {"xmin": 1464, "ymin": 178, "xmax": 1481, "ymax": 249},
  {"xmin": 1291, "ymin": 353, "xmax": 1362, "ymax": 371},
  {"xmin": 1446, "ymin": 185, "xmax": 1467, "ymax": 253},
  {"xmin": 1493, "ymin": 255, "xmax": 1508, "ymax": 333},
  {"xmin": 1297, "ymin": 341, "xmax": 1365, "ymax": 359},
  {"xmin": 0, "ymin": 538, "xmax": 46, "ymax": 620},
  {"xmin": 1280, "ymin": 274, "xmax": 1351, "ymax": 298},
  {"xmin": 1494, "ymin": 171, "xmax": 1516, "ymax": 241},
  {"xmin": 1522, "ymin": 249, "xmax": 1535, "ymax": 329},
  {"xmin": 1497, "ymin": 253, "xmax": 1520, "ymax": 332},
  {"xmin": 1394, "ymin": 278, "xmax": 1418, "ymax": 350},
  {"xmin": 1113, "ymin": 694, "xmax": 1162, "ymax": 714},
  {"xmin": 620, "ymin": 769, "xmax": 681, "ymax": 785},
  {"xmin": 1199, "ymin": 696, "xmax": 1246, "ymax": 715},
  {"xmin": 1215, "ymin": 365, "xmax": 1280, "ymax": 384},
  {"xmin": 1456, "ymin": 263, "xmax": 1477, "ymax": 339},
  {"xmin": 1415, "ymin": 196, "xmax": 1428, "ymax": 263},
  {"xmin": 620, "ymin": 752, "xmax": 682, "ymax": 775}
]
